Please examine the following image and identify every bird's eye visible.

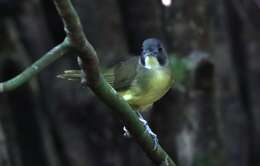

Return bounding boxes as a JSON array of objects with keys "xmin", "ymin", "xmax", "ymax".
[
  {"xmin": 140, "ymin": 55, "xmax": 145, "ymax": 66},
  {"xmin": 157, "ymin": 55, "xmax": 166, "ymax": 66},
  {"xmin": 158, "ymin": 47, "xmax": 162, "ymax": 52}
]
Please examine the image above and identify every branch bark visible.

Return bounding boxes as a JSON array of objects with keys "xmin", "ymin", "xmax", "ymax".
[
  {"xmin": 0, "ymin": 0, "xmax": 177, "ymax": 165},
  {"xmin": 54, "ymin": 0, "xmax": 176, "ymax": 165}
]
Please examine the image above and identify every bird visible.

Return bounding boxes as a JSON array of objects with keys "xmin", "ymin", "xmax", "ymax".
[{"xmin": 58, "ymin": 38, "xmax": 174, "ymax": 149}]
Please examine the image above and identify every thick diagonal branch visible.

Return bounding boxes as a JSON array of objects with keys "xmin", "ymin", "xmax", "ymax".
[{"xmin": 53, "ymin": 0, "xmax": 176, "ymax": 165}]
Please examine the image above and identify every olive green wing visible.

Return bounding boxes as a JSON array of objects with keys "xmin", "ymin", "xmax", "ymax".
[
  {"xmin": 103, "ymin": 57, "xmax": 139, "ymax": 91},
  {"xmin": 57, "ymin": 57, "xmax": 139, "ymax": 91}
]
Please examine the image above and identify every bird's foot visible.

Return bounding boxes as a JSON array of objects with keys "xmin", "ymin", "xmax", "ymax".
[
  {"xmin": 123, "ymin": 126, "xmax": 131, "ymax": 137},
  {"xmin": 80, "ymin": 70, "xmax": 87, "ymax": 85},
  {"xmin": 77, "ymin": 57, "xmax": 87, "ymax": 85},
  {"xmin": 122, "ymin": 113, "xmax": 159, "ymax": 150},
  {"xmin": 123, "ymin": 123, "xmax": 158, "ymax": 150},
  {"xmin": 160, "ymin": 156, "xmax": 170, "ymax": 166},
  {"xmin": 137, "ymin": 112, "xmax": 159, "ymax": 150}
]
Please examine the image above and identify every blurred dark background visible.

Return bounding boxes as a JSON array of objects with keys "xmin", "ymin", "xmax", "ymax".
[{"xmin": 0, "ymin": 0, "xmax": 260, "ymax": 166}]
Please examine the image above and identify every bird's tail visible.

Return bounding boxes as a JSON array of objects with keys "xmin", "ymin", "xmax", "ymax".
[{"xmin": 57, "ymin": 70, "xmax": 81, "ymax": 81}]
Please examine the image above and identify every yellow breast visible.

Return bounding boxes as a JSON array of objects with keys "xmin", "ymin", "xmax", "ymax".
[{"xmin": 118, "ymin": 67, "xmax": 173, "ymax": 111}]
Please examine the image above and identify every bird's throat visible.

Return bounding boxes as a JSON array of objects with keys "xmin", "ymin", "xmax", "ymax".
[{"xmin": 144, "ymin": 56, "xmax": 160, "ymax": 69}]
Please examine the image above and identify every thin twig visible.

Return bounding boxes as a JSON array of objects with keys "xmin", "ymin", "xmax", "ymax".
[{"xmin": 0, "ymin": 38, "xmax": 70, "ymax": 92}]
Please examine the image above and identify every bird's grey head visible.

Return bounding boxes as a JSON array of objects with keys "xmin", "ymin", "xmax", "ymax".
[{"xmin": 140, "ymin": 38, "xmax": 168, "ymax": 68}]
